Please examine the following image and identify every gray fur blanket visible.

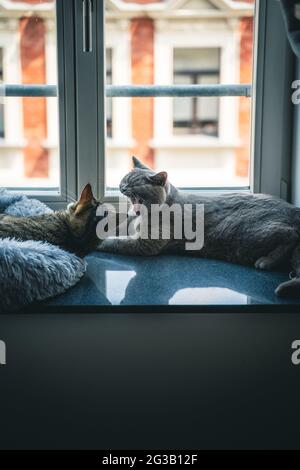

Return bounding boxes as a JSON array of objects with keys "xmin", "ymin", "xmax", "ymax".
[{"xmin": 0, "ymin": 189, "xmax": 86, "ymax": 312}]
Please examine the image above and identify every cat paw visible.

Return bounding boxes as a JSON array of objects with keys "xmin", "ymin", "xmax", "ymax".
[{"xmin": 255, "ymin": 256, "xmax": 274, "ymax": 270}]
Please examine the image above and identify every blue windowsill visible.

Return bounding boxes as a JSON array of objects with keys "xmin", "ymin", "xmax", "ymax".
[{"xmin": 44, "ymin": 252, "xmax": 300, "ymax": 308}]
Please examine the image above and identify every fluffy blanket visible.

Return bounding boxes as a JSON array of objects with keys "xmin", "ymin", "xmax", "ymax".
[{"xmin": 0, "ymin": 189, "xmax": 86, "ymax": 312}]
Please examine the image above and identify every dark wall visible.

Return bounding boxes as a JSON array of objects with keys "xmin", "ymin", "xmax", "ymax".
[{"xmin": 0, "ymin": 312, "xmax": 300, "ymax": 450}]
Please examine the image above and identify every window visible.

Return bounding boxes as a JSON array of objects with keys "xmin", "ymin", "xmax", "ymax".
[
  {"xmin": 1, "ymin": 1, "xmax": 292, "ymax": 204},
  {"xmin": 173, "ymin": 48, "xmax": 220, "ymax": 137},
  {"xmin": 104, "ymin": 0, "xmax": 255, "ymax": 192},
  {"xmin": 106, "ymin": 48, "xmax": 113, "ymax": 138},
  {"xmin": 0, "ymin": 48, "xmax": 4, "ymax": 139},
  {"xmin": 0, "ymin": 0, "xmax": 61, "ymax": 191}
]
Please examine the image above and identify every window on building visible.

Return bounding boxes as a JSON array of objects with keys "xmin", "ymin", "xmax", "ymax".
[
  {"xmin": 0, "ymin": 48, "xmax": 5, "ymax": 139},
  {"xmin": 106, "ymin": 48, "xmax": 113, "ymax": 138},
  {"xmin": 173, "ymin": 48, "xmax": 220, "ymax": 137}
]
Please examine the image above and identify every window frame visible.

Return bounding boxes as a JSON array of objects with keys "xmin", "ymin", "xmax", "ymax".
[
  {"xmin": 52, "ymin": 0, "xmax": 79, "ymax": 209},
  {"xmin": 3, "ymin": 0, "xmax": 77, "ymax": 209},
  {"xmin": 0, "ymin": 47, "xmax": 6, "ymax": 139},
  {"xmin": 3, "ymin": 0, "xmax": 294, "ymax": 207},
  {"xmin": 251, "ymin": 0, "xmax": 294, "ymax": 199}
]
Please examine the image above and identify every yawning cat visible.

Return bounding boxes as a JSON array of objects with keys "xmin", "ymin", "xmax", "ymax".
[{"xmin": 98, "ymin": 156, "xmax": 300, "ymax": 298}]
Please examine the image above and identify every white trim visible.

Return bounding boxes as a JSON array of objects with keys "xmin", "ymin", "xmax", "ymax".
[
  {"xmin": 45, "ymin": 18, "xmax": 58, "ymax": 144},
  {"xmin": 45, "ymin": 17, "xmax": 59, "ymax": 187},
  {"xmin": 151, "ymin": 139, "xmax": 240, "ymax": 150},
  {"xmin": 45, "ymin": 19, "xmax": 59, "ymax": 151},
  {"xmin": 106, "ymin": 0, "xmax": 254, "ymax": 19},
  {"xmin": 105, "ymin": 20, "xmax": 131, "ymax": 144},
  {"xmin": 0, "ymin": 20, "xmax": 22, "ymax": 143},
  {"xmin": 0, "ymin": 1, "xmax": 55, "ymax": 18},
  {"xmin": 105, "ymin": 19, "xmax": 132, "ymax": 188}
]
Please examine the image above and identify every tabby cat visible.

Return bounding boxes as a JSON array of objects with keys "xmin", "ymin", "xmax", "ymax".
[
  {"xmin": 98, "ymin": 156, "xmax": 300, "ymax": 297},
  {"xmin": 0, "ymin": 184, "xmax": 100, "ymax": 257}
]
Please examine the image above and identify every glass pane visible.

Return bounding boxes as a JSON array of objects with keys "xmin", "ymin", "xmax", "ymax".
[
  {"xmin": 197, "ymin": 74, "xmax": 219, "ymax": 123},
  {"xmin": 173, "ymin": 74, "xmax": 193, "ymax": 123},
  {"xmin": 105, "ymin": 0, "xmax": 255, "ymax": 189},
  {"xmin": 196, "ymin": 74, "xmax": 219, "ymax": 136},
  {"xmin": 174, "ymin": 48, "xmax": 220, "ymax": 73},
  {"xmin": 106, "ymin": 47, "xmax": 113, "ymax": 138},
  {"xmin": 0, "ymin": 0, "xmax": 59, "ymax": 189}
]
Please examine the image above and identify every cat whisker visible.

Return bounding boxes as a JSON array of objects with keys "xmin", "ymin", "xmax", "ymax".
[{"xmin": 59, "ymin": 189, "xmax": 77, "ymax": 203}]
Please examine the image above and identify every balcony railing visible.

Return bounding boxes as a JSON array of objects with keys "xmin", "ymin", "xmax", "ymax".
[{"xmin": 0, "ymin": 84, "xmax": 252, "ymax": 98}]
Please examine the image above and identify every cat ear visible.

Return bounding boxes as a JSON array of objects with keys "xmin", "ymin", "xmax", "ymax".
[
  {"xmin": 75, "ymin": 183, "xmax": 94, "ymax": 215},
  {"xmin": 132, "ymin": 156, "xmax": 150, "ymax": 170},
  {"xmin": 149, "ymin": 171, "xmax": 168, "ymax": 187}
]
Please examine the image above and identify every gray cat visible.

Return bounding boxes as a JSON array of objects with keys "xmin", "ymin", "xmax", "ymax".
[
  {"xmin": 98, "ymin": 156, "xmax": 300, "ymax": 298},
  {"xmin": 0, "ymin": 184, "xmax": 100, "ymax": 257}
]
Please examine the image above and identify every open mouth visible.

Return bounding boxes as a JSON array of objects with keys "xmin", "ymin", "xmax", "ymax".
[{"xmin": 131, "ymin": 197, "xmax": 143, "ymax": 215}]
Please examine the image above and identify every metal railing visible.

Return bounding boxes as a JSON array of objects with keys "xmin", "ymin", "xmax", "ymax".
[
  {"xmin": 0, "ymin": 85, "xmax": 57, "ymax": 97},
  {"xmin": 0, "ymin": 84, "xmax": 252, "ymax": 98}
]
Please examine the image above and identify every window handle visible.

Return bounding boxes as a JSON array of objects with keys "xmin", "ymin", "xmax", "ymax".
[{"xmin": 83, "ymin": 0, "xmax": 93, "ymax": 52}]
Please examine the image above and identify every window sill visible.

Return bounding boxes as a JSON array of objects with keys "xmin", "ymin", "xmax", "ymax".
[
  {"xmin": 106, "ymin": 138, "xmax": 135, "ymax": 150},
  {"xmin": 0, "ymin": 140, "xmax": 58, "ymax": 150},
  {"xmin": 151, "ymin": 138, "xmax": 240, "ymax": 150},
  {"xmin": 36, "ymin": 252, "xmax": 300, "ymax": 312},
  {"xmin": 0, "ymin": 139, "xmax": 26, "ymax": 149}
]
